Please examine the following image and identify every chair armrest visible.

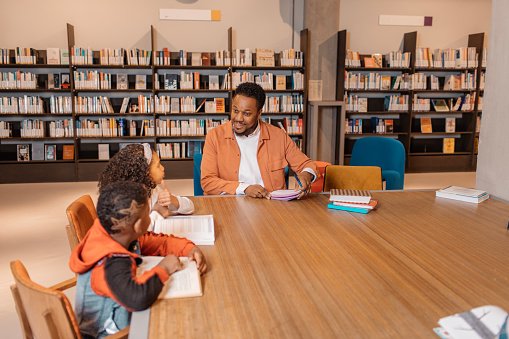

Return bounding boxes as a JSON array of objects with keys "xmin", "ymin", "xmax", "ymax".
[
  {"xmin": 49, "ymin": 277, "xmax": 77, "ymax": 291},
  {"xmin": 106, "ymin": 326, "xmax": 130, "ymax": 339}
]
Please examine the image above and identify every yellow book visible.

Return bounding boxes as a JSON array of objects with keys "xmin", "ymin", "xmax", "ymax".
[
  {"xmin": 420, "ymin": 117, "xmax": 432, "ymax": 133},
  {"xmin": 443, "ymin": 138, "xmax": 455, "ymax": 153}
]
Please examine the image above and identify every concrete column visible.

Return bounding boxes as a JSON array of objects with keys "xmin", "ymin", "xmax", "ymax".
[
  {"xmin": 476, "ymin": 0, "xmax": 509, "ymax": 199},
  {"xmin": 304, "ymin": 0, "xmax": 340, "ymax": 163}
]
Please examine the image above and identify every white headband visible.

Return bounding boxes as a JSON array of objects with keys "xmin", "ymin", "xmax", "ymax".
[{"xmin": 141, "ymin": 143, "xmax": 152, "ymax": 165}]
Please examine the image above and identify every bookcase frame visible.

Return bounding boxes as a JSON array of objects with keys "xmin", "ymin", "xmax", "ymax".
[
  {"xmin": 0, "ymin": 25, "xmax": 310, "ymax": 183},
  {"xmin": 336, "ymin": 30, "xmax": 484, "ymax": 173}
]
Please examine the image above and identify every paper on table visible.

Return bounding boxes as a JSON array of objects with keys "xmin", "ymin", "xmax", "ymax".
[
  {"xmin": 154, "ymin": 215, "xmax": 214, "ymax": 245},
  {"xmin": 270, "ymin": 189, "xmax": 301, "ymax": 201},
  {"xmin": 137, "ymin": 256, "xmax": 202, "ymax": 299}
]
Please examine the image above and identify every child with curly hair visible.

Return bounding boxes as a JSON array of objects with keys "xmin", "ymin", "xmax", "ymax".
[{"xmin": 98, "ymin": 143, "xmax": 194, "ymax": 231}]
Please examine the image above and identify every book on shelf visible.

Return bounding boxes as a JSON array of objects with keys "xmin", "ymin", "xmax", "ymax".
[
  {"xmin": 117, "ymin": 74, "xmax": 128, "ymax": 90},
  {"xmin": 329, "ymin": 188, "xmax": 371, "ymax": 204},
  {"xmin": 17, "ymin": 145, "xmax": 30, "ymax": 161},
  {"xmin": 474, "ymin": 137, "xmax": 479, "ymax": 153},
  {"xmin": 372, "ymin": 54, "xmax": 383, "ymax": 68},
  {"xmin": 62, "ymin": 145, "xmax": 74, "ymax": 160},
  {"xmin": 385, "ymin": 119, "xmax": 394, "ymax": 133},
  {"xmin": 32, "ymin": 143, "xmax": 44, "ymax": 161},
  {"xmin": 358, "ymin": 98, "xmax": 368, "ymax": 112},
  {"xmin": 444, "ymin": 75, "xmax": 461, "ymax": 90},
  {"xmin": 214, "ymin": 98, "xmax": 225, "ymax": 113},
  {"xmin": 137, "ymin": 256, "xmax": 202, "ymax": 299},
  {"xmin": 420, "ymin": 117, "xmax": 432, "ymax": 133},
  {"xmin": 60, "ymin": 73, "xmax": 70, "ymax": 89},
  {"xmin": 120, "ymin": 98, "xmax": 130, "ymax": 114},
  {"xmin": 209, "ymin": 75, "xmax": 219, "ymax": 90},
  {"xmin": 98, "ymin": 144, "xmax": 110, "ymax": 160},
  {"xmin": 435, "ymin": 186, "xmax": 489, "ymax": 204},
  {"xmin": 170, "ymin": 97, "xmax": 180, "ymax": 113},
  {"xmin": 205, "ymin": 101, "xmax": 216, "ymax": 113},
  {"xmin": 195, "ymin": 99, "xmax": 206, "ymax": 112},
  {"xmin": 194, "ymin": 71, "xmax": 200, "ymax": 89},
  {"xmin": 276, "ymin": 75, "xmax": 287, "ymax": 90},
  {"xmin": 44, "ymin": 144, "xmax": 56, "ymax": 160},
  {"xmin": 165, "ymin": 74, "xmax": 178, "ymax": 90},
  {"xmin": 443, "ymin": 138, "xmax": 455, "ymax": 153},
  {"xmin": 327, "ymin": 202, "xmax": 374, "ymax": 214},
  {"xmin": 201, "ymin": 52, "xmax": 211, "ymax": 66},
  {"xmin": 255, "ymin": 48, "xmax": 275, "ymax": 67},
  {"xmin": 135, "ymin": 75, "xmax": 146, "ymax": 90},
  {"xmin": 191, "ymin": 52, "xmax": 202, "ymax": 66},
  {"xmin": 60, "ymin": 49, "xmax": 69, "ymax": 65},
  {"xmin": 52, "ymin": 74, "xmax": 60, "ymax": 89},
  {"xmin": 432, "ymin": 99, "xmax": 450, "ymax": 112},
  {"xmin": 445, "ymin": 117, "xmax": 456, "ymax": 133},
  {"xmin": 153, "ymin": 214, "xmax": 214, "ymax": 245},
  {"xmin": 381, "ymin": 76, "xmax": 391, "ymax": 90},
  {"xmin": 476, "ymin": 116, "xmax": 481, "ymax": 133},
  {"xmin": 46, "ymin": 48, "xmax": 60, "ymax": 64},
  {"xmin": 363, "ymin": 57, "xmax": 376, "ymax": 68},
  {"xmin": 434, "ymin": 305, "xmax": 507, "ymax": 339}
]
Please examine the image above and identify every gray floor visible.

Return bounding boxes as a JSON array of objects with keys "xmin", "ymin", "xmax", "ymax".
[{"xmin": 0, "ymin": 172, "xmax": 476, "ymax": 338}]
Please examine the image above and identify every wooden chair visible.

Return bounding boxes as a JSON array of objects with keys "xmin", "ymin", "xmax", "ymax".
[
  {"xmin": 323, "ymin": 165, "xmax": 383, "ymax": 191},
  {"xmin": 10, "ymin": 260, "xmax": 129, "ymax": 339},
  {"xmin": 65, "ymin": 195, "xmax": 97, "ymax": 251}
]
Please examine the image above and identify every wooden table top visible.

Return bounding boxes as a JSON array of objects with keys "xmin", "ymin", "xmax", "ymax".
[{"xmin": 144, "ymin": 191, "xmax": 509, "ymax": 338}]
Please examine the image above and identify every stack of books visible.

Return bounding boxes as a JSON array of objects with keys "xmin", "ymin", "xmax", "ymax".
[
  {"xmin": 327, "ymin": 189, "xmax": 378, "ymax": 214},
  {"xmin": 435, "ymin": 186, "xmax": 489, "ymax": 204}
]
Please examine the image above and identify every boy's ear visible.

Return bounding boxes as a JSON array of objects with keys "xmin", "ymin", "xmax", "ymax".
[{"xmin": 133, "ymin": 217, "xmax": 144, "ymax": 234}]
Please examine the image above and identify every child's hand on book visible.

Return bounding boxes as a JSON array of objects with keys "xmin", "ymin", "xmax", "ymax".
[
  {"xmin": 157, "ymin": 254, "xmax": 183, "ymax": 275},
  {"xmin": 188, "ymin": 247, "xmax": 207, "ymax": 274}
]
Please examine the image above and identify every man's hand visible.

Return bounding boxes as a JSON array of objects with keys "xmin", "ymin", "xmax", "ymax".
[
  {"xmin": 188, "ymin": 247, "xmax": 207, "ymax": 274},
  {"xmin": 245, "ymin": 185, "xmax": 271, "ymax": 199},
  {"xmin": 157, "ymin": 254, "xmax": 182, "ymax": 275},
  {"xmin": 295, "ymin": 171, "xmax": 313, "ymax": 199}
]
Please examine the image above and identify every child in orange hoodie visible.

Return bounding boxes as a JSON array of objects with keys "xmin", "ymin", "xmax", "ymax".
[{"xmin": 69, "ymin": 181, "xmax": 206, "ymax": 338}]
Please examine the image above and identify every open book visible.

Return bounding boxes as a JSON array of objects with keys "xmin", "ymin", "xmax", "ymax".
[
  {"xmin": 154, "ymin": 214, "xmax": 214, "ymax": 245},
  {"xmin": 137, "ymin": 256, "xmax": 202, "ymax": 299}
]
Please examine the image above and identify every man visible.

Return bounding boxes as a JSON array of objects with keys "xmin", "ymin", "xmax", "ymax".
[{"xmin": 201, "ymin": 82, "xmax": 319, "ymax": 198}]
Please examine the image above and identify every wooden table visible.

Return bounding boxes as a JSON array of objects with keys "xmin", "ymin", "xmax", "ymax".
[{"xmin": 133, "ymin": 191, "xmax": 509, "ymax": 338}]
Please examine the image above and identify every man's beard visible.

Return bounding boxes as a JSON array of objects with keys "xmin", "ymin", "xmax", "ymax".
[{"xmin": 233, "ymin": 120, "xmax": 258, "ymax": 136}]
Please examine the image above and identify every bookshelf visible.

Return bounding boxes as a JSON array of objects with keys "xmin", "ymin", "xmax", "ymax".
[
  {"xmin": 0, "ymin": 25, "xmax": 310, "ymax": 183},
  {"xmin": 336, "ymin": 30, "xmax": 485, "ymax": 173}
]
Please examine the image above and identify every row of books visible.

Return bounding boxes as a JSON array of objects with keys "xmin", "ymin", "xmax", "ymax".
[
  {"xmin": 414, "ymin": 95, "xmax": 476, "ymax": 113},
  {"xmin": 346, "ymin": 51, "xmax": 411, "ymax": 68},
  {"xmin": 419, "ymin": 117, "xmax": 458, "ymax": 133},
  {"xmin": 1, "ymin": 71, "xmax": 38, "ymax": 89},
  {"xmin": 260, "ymin": 117, "xmax": 303, "ymax": 135},
  {"xmin": 153, "ymin": 96, "xmax": 225, "ymax": 114},
  {"xmin": 231, "ymin": 71, "xmax": 304, "ymax": 90},
  {"xmin": 0, "ymin": 121, "xmax": 11, "ymax": 137},
  {"xmin": 415, "ymin": 47, "xmax": 486, "ymax": 68},
  {"xmin": 19, "ymin": 119, "xmax": 45, "ymax": 137},
  {"xmin": 6, "ymin": 120, "xmax": 74, "ymax": 138},
  {"xmin": 156, "ymin": 119, "xmax": 205, "ymax": 136},
  {"xmin": 344, "ymin": 71, "xmax": 478, "ymax": 91},
  {"xmin": 16, "ymin": 144, "xmax": 74, "ymax": 161},
  {"xmin": 70, "ymin": 47, "xmax": 152, "ymax": 66},
  {"xmin": 261, "ymin": 94, "xmax": 304, "ymax": 113},
  {"xmin": 0, "ymin": 96, "xmax": 44, "ymax": 114},
  {"xmin": 345, "ymin": 118, "xmax": 394, "ymax": 134},
  {"xmin": 74, "ymin": 71, "xmax": 114, "ymax": 90},
  {"xmin": 345, "ymin": 94, "xmax": 409, "ymax": 112},
  {"xmin": 155, "ymin": 73, "xmax": 222, "ymax": 90},
  {"xmin": 76, "ymin": 118, "xmax": 154, "ymax": 137},
  {"xmin": 157, "ymin": 142, "xmax": 191, "ymax": 159},
  {"xmin": 48, "ymin": 120, "xmax": 74, "ymax": 137}
]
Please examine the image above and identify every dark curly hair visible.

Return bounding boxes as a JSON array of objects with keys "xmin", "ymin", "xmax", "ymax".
[
  {"xmin": 98, "ymin": 144, "xmax": 156, "ymax": 197},
  {"xmin": 234, "ymin": 82, "xmax": 266, "ymax": 111},
  {"xmin": 97, "ymin": 181, "xmax": 148, "ymax": 234}
]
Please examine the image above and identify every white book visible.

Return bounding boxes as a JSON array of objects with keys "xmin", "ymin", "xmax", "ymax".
[
  {"xmin": 47, "ymin": 48, "xmax": 60, "ymax": 64},
  {"xmin": 436, "ymin": 186, "xmax": 489, "ymax": 204},
  {"xmin": 98, "ymin": 144, "xmax": 110, "ymax": 160},
  {"xmin": 154, "ymin": 214, "xmax": 214, "ymax": 245},
  {"xmin": 137, "ymin": 256, "xmax": 202, "ymax": 299},
  {"xmin": 120, "ymin": 97, "xmax": 129, "ymax": 114},
  {"xmin": 329, "ymin": 188, "xmax": 372, "ymax": 204},
  {"xmin": 436, "ymin": 305, "xmax": 508, "ymax": 339}
]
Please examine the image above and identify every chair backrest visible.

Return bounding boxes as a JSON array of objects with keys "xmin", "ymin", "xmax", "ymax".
[
  {"xmin": 323, "ymin": 165, "xmax": 383, "ymax": 191},
  {"xmin": 65, "ymin": 195, "xmax": 97, "ymax": 250},
  {"xmin": 349, "ymin": 137, "xmax": 405, "ymax": 188},
  {"xmin": 193, "ymin": 153, "xmax": 204, "ymax": 196},
  {"xmin": 10, "ymin": 260, "xmax": 81, "ymax": 339}
]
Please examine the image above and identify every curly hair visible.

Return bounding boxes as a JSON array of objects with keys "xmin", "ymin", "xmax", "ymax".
[
  {"xmin": 97, "ymin": 181, "xmax": 148, "ymax": 234},
  {"xmin": 234, "ymin": 82, "xmax": 266, "ymax": 111},
  {"xmin": 98, "ymin": 144, "xmax": 156, "ymax": 197}
]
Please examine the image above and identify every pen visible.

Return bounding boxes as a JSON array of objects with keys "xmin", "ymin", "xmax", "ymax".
[{"xmin": 294, "ymin": 174, "xmax": 303, "ymax": 188}]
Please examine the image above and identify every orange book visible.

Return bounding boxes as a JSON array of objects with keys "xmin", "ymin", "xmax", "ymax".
[
  {"xmin": 364, "ymin": 57, "xmax": 376, "ymax": 68},
  {"xmin": 420, "ymin": 117, "xmax": 432, "ymax": 133},
  {"xmin": 194, "ymin": 72, "xmax": 200, "ymax": 89},
  {"xmin": 63, "ymin": 145, "xmax": 74, "ymax": 160},
  {"xmin": 214, "ymin": 98, "xmax": 225, "ymax": 113}
]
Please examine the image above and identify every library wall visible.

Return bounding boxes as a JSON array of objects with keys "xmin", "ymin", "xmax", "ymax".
[
  {"xmin": 0, "ymin": 0, "xmax": 304, "ymax": 51},
  {"xmin": 339, "ymin": 0, "xmax": 491, "ymax": 54},
  {"xmin": 476, "ymin": 0, "xmax": 509, "ymax": 200}
]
